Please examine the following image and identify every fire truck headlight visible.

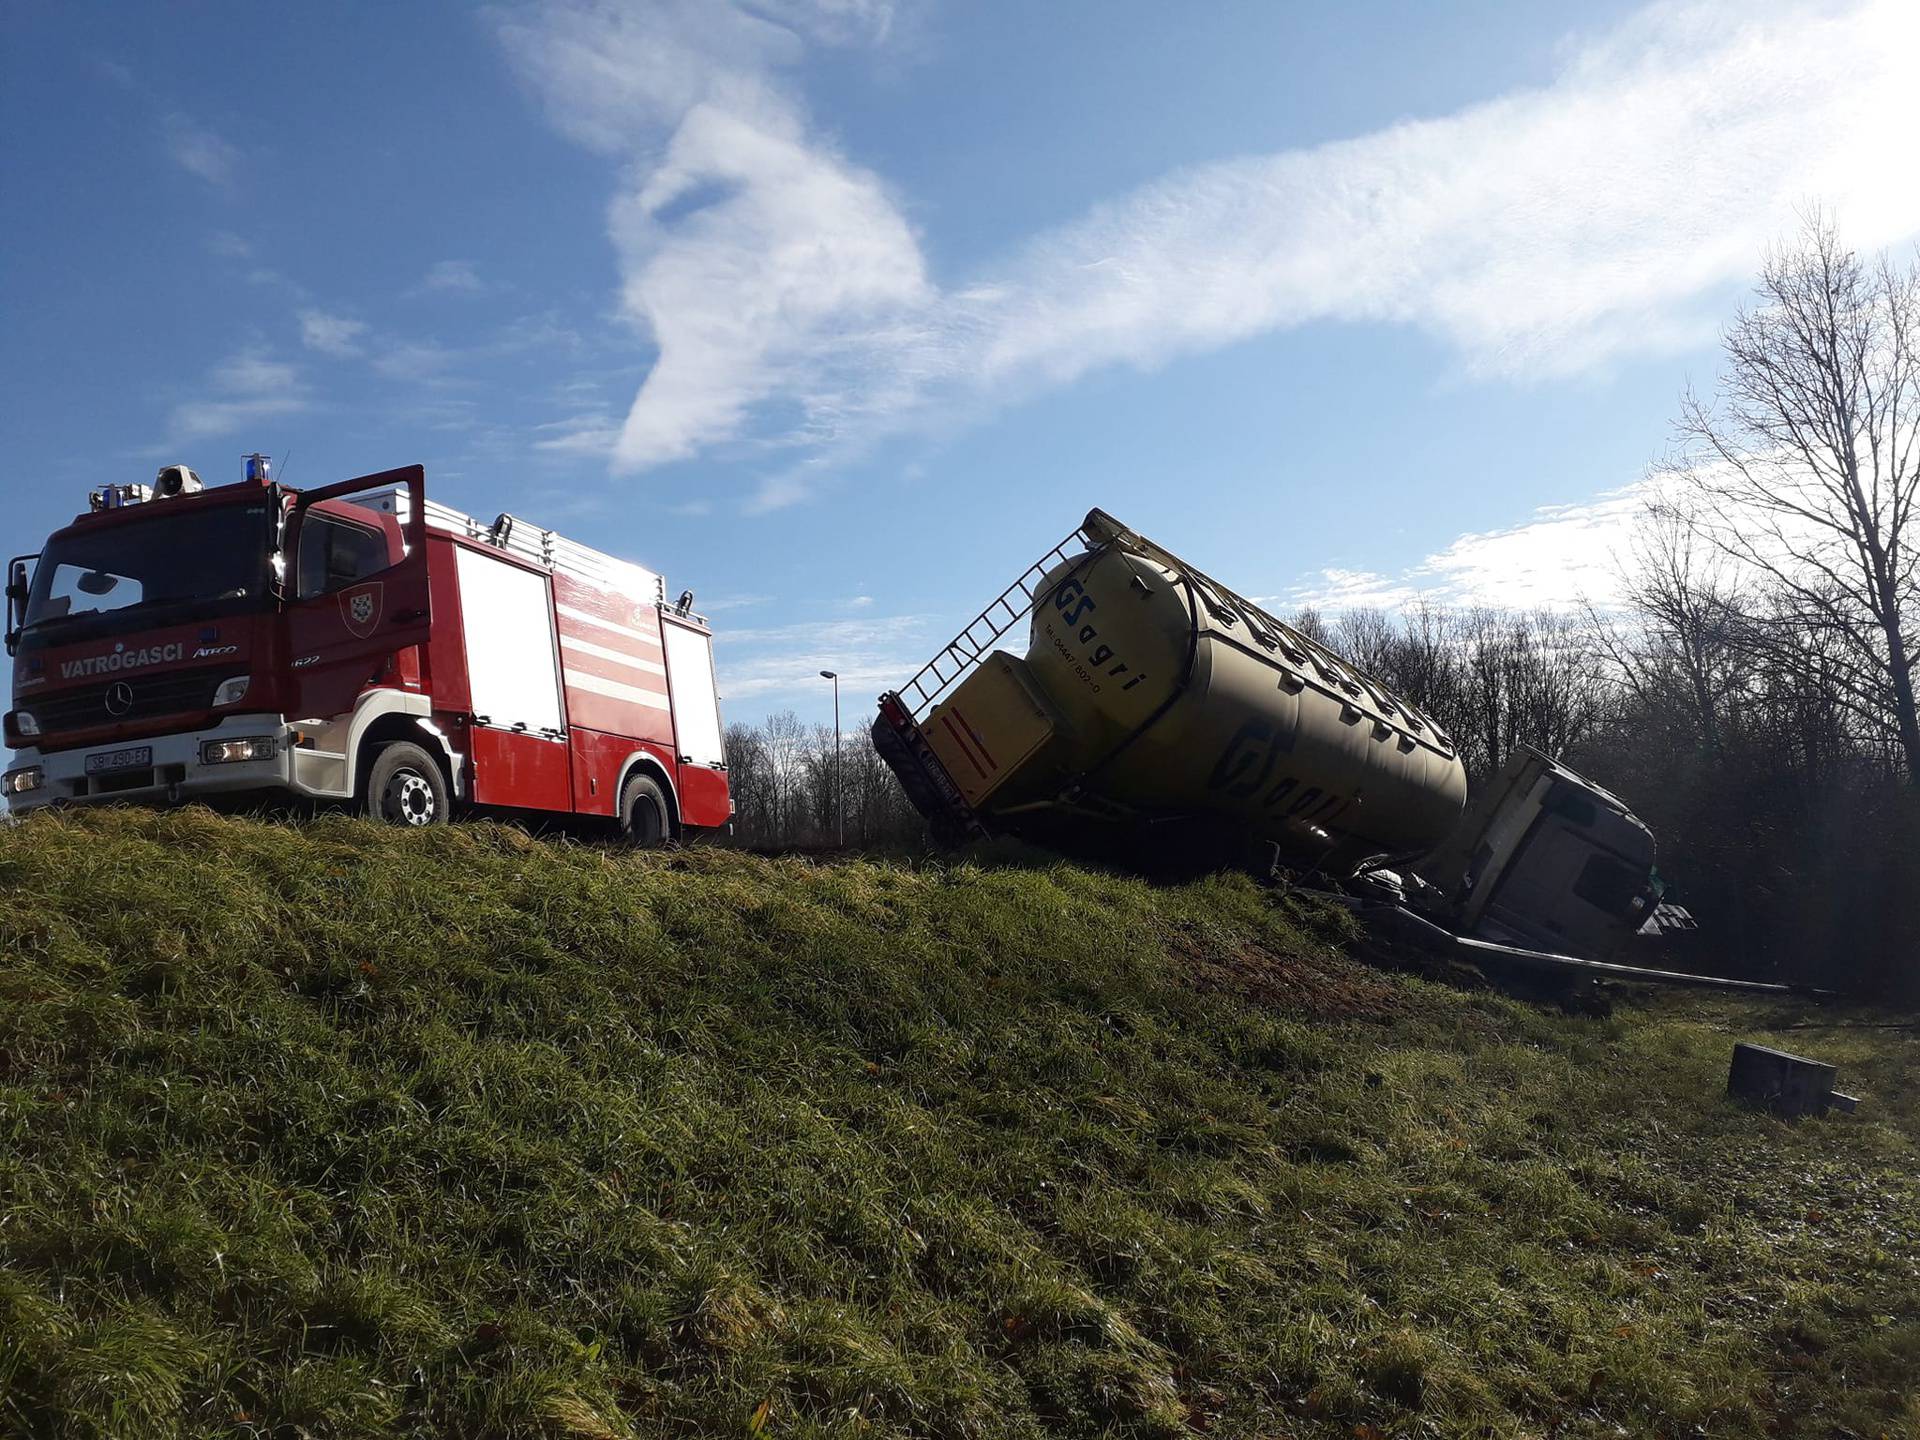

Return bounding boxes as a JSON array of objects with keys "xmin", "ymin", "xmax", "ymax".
[
  {"xmin": 211, "ymin": 676, "xmax": 251, "ymax": 707},
  {"xmin": 2, "ymin": 766, "xmax": 44, "ymax": 797},
  {"xmin": 9, "ymin": 710, "xmax": 38, "ymax": 737},
  {"xmin": 200, "ymin": 737, "xmax": 276, "ymax": 765}
]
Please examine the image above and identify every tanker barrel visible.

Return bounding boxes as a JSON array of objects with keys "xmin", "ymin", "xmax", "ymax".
[{"xmin": 888, "ymin": 512, "xmax": 1468, "ymax": 870}]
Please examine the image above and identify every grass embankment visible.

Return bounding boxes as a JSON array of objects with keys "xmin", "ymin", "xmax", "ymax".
[{"xmin": 0, "ymin": 810, "xmax": 1916, "ymax": 1440}]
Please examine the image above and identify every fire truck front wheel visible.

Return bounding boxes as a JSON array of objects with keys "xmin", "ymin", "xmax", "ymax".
[
  {"xmin": 365, "ymin": 742, "xmax": 450, "ymax": 828},
  {"xmin": 619, "ymin": 773, "xmax": 672, "ymax": 846}
]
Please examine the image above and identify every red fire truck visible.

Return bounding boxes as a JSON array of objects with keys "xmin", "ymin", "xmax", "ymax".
[{"xmin": 3, "ymin": 460, "xmax": 730, "ymax": 839}]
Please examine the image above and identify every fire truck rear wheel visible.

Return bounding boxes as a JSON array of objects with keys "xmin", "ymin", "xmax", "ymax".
[
  {"xmin": 619, "ymin": 773, "xmax": 671, "ymax": 846},
  {"xmin": 366, "ymin": 742, "xmax": 449, "ymax": 828}
]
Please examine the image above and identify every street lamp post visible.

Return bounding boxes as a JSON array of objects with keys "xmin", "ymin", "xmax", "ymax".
[{"xmin": 819, "ymin": 669, "xmax": 842, "ymax": 847}]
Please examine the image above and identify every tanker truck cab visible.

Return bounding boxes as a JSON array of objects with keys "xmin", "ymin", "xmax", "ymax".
[
  {"xmin": 1413, "ymin": 747, "xmax": 1660, "ymax": 961},
  {"xmin": 4, "ymin": 459, "xmax": 733, "ymax": 840}
]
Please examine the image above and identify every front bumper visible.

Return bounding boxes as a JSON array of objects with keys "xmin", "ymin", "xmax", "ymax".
[{"xmin": 4, "ymin": 714, "xmax": 304, "ymax": 813}]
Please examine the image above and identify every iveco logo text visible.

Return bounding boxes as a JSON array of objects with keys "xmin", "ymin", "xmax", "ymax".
[
  {"xmin": 192, "ymin": 644, "xmax": 238, "ymax": 658},
  {"xmin": 59, "ymin": 642, "xmax": 185, "ymax": 680}
]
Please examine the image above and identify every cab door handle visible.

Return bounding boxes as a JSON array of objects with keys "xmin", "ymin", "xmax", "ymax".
[{"xmin": 392, "ymin": 607, "xmax": 428, "ymax": 624}]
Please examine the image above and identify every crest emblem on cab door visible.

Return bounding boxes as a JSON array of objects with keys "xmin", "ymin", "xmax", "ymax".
[{"xmin": 339, "ymin": 582, "xmax": 383, "ymax": 639}]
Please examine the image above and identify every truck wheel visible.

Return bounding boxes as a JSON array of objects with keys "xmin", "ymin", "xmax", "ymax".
[
  {"xmin": 619, "ymin": 773, "xmax": 671, "ymax": 846},
  {"xmin": 365, "ymin": 742, "xmax": 448, "ymax": 827}
]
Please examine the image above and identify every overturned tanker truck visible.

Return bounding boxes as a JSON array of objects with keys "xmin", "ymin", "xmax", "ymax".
[{"xmin": 874, "ymin": 509, "xmax": 1795, "ymax": 995}]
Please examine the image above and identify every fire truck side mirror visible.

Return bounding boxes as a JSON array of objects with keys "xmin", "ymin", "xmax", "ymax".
[{"xmin": 3, "ymin": 561, "xmax": 27, "ymax": 655}]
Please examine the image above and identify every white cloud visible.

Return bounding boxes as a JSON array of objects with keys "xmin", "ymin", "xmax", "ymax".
[
  {"xmin": 167, "ymin": 348, "xmax": 309, "ymax": 442},
  {"xmin": 713, "ymin": 613, "xmax": 930, "ymax": 702},
  {"xmin": 298, "ymin": 309, "xmax": 368, "ymax": 358},
  {"xmin": 421, "ymin": 259, "xmax": 485, "ymax": 293},
  {"xmin": 165, "ymin": 116, "xmax": 239, "ymax": 187},
  {"xmin": 1274, "ymin": 569, "xmax": 1422, "ymax": 615},
  {"xmin": 212, "ymin": 352, "xmax": 299, "ymax": 394},
  {"xmin": 499, "ymin": 0, "xmax": 897, "ymax": 153},
  {"xmin": 498, "ymin": 0, "xmax": 929, "ymax": 480},
  {"xmin": 607, "ymin": 101, "xmax": 930, "ymax": 470},
  {"xmin": 700, "ymin": 591, "xmax": 771, "ymax": 610},
  {"xmin": 1286, "ymin": 483, "xmax": 1654, "ymax": 613},
  {"xmin": 207, "ymin": 230, "xmax": 253, "ymax": 260},
  {"xmin": 369, "ymin": 341, "xmax": 461, "ymax": 384},
  {"xmin": 531, "ymin": 412, "xmax": 622, "ymax": 456},
  {"xmin": 958, "ymin": 0, "xmax": 1920, "ymax": 396},
  {"xmin": 359, "ymin": 316, "xmax": 579, "ymax": 387},
  {"xmin": 745, "ymin": 461, "xmax": 833, "ymax": 515},
  {"xmin": 504, "ymin": 0, "xmax": 1920, "ymax": 502}
]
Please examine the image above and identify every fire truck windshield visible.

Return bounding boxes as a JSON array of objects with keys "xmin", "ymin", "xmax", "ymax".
[{"xmin": 22, "ymin": 502, "xmax": 271, "ymax": 641}]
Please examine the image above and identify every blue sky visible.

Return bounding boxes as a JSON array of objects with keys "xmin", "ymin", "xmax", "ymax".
[{"xmin": 4, "ymin": 0, "xmax": 1917, "ymax": 727}]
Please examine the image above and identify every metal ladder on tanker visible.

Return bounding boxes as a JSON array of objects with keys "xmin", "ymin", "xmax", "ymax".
[{"xmin": 891, "ymin": 519, "xmax": 1096, "ymax": 722}]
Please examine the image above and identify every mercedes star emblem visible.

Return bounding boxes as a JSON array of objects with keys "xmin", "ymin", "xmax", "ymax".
[{"xmin": 104, "ymin": 681, "xmax": 135, "ymax": 717}]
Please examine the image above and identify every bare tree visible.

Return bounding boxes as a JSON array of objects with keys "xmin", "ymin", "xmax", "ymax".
[
  {"xmin": 1331, "ymin": 608, "xmax": 1398, "ymax": 679},
  {"xmin": 1676, "ymin": 214, "xmax": 1920, "ymax": 781},
  {"xmin": 720, "ymin": 712, "xmax": 928, "ymax": 849},
  {"xmin": 1287, "ymin": 606, "xmax": 1331, "ymax": 646},
  {"xmin": 723, "ymin": 721, "xmax": 772, "ymax": 841},
  {"xmin": 758, "ymin": 710, "xmax": 812, "ymax": 840},
  {"xmin": 1588, "ymin": 500, "xmax": 1751, "ymax": 757}
]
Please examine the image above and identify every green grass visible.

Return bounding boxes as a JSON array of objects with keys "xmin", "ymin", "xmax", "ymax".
[{"xmin": 1, "ymin": 808, "xmax": 1916, "ymax": 1439}]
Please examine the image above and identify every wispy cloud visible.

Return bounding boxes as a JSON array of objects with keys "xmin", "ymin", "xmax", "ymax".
[
  {"xmin": 714, "ymin": 613, "xmax": 930, "ymax": 702},
  {"xmin": 359, "ymin": 315, "xmax": 580, "ymax": 387},
  {"xmin": 420, "ymin": 259, "xmax": 486, "ymax": 294},
  {"xmin": 164, "ymin": 115, "xmax": 239, "ymax": 187},
  {"xmin": 207, "ymin": 230, "xmax": 253, "ymax": 260},
  {"xmin": 298, "ymin": 309, "xmax": 368, "ymax": 358},
  {"xmin": 369, "ymin": 340, "xmax": 463, "ymax": 385},
  {"xmin": 1286, "ymin": 483, "xmax": 1654, "ymax": 613},
  {"xmin": 497, "ymin": 0, "xmax": 928, "ymax": 481},
  {"xmin": 531, "ymin": 412, "xmax": 622, "ymax": 456},
  {"xmin": 167, "ymin": 348, "xmax": 310, "ymax": 443},
  {"xmin": 700, "ymin": 591, "xmax": 772, "ymax": 611},
  {"xmin": 503, "ymin": 0, "xmax": 1920, "ymax": 505}
]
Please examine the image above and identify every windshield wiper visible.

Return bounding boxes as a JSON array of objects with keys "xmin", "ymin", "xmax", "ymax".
[
  {"xmin": 22, "ymin": 590, "xmax": 253, "ymax": 637},
  {"xmin": 20, "ymin": 610, "xmax": 102, "ymax": 636},
  {"xmin": 121, "ymin": 590, "xmax": 253, "ymax": 613}
]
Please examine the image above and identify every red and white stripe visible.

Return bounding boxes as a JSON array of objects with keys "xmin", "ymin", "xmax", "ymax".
[{"xmin": 552, "ymin": 574, "xmax": 672, "ymax": 732}]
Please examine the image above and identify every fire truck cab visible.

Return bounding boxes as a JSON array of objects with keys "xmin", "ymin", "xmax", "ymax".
[{"xmin": 3, "ymin": 461, "xmax": 730, "ymax": 839}]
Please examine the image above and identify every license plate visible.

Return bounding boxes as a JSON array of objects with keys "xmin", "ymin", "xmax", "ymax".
[{"xmin": 85, "ymin": 746, "xmax": 152, "ymax": 775}]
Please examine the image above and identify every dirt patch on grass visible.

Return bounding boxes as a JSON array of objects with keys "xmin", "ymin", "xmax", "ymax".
[{"xmin": 1170, "ymin": 935, "xmax": 1412, "ymax": 1021}]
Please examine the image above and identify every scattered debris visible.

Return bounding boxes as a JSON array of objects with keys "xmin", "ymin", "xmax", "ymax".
[{"xmin": 1727, "ymin": 1042, "xmax": 1862, "ymax": 1117}]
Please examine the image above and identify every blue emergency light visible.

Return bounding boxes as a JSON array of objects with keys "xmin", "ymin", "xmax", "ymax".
[{"xmin": 244, "ymin": 453, "xmax": 272, "ymax": 484}]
